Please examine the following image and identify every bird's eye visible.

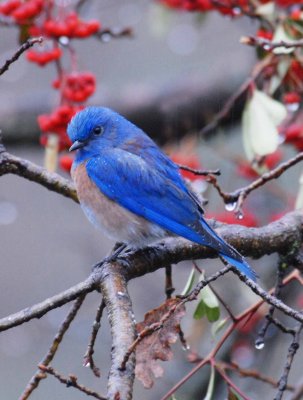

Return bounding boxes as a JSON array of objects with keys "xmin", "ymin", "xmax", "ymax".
[{"xmin": 93, "ymin": 126, "xmax": 103, "ymax": 135}]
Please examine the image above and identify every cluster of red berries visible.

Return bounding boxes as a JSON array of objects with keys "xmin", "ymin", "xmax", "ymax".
[
  {"xmin": 0, "ymin": 1, "xmax": 100, "ymax": 68},
  {"xmin": 0, "ymin": 1, "xmax": 102, "ymax": 164},
  {"xmin": 43, "ymin": 12, "xmax": 100, "ymax": 39},
  {"xmin": 158, "ymin": 0, "xmax": 255, "ymax": 16},
  {"xmin": 38, "ymin": 105, "xmax": 83, "ymax": 151},
  {"xmin": 52, "ymin": 72, "xmax": 96, "ymax": 103},
  {"xmin": 0, "ymin": 0, "xmax": 43, "ymax": 22},
  {"xmin": 26, "ymin": 46, "xmax": 62, "ymax": 67},
  {"xmin": 159, "ymin": 0, "xmax": 303, "ymax": 16}
]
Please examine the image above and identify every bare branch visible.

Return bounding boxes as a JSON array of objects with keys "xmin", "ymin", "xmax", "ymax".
[
  {"xmin": 0, "ymin": 37, "xmax": 43, "ymax": 76},
  {"xmin": 200, "ymin": 54, "xmax": 274, "ymax": 135},
  {"xmin": 177, "ymin": 164, "xmax": 221, "ymax": 176},
  {"xmin": 208, "ymin": 152, "xmax": 303, "ymax": 216},
  {"xmin": 20, "ymin": 295, "xmax": 86, "ymax": 399},
  {"xmin": 241, "ymin": 35, "xmax": 303, "ymax": 51},
  {"xmin": 0, "ymin": 149, "xmax": 78, "ymax": 203},
  {"xmin": 83, "ymin": 298, "xmax": 106, "ymax": 377},
  {"xmin": 0, "ymin": 276, "xmax": 95, "ymax": 332},
  {"xmin": 39, "ymin": 365, "xmax": 106, "ymax": 400},
  {"xmin": 274, "ymin": 324, "xmax": 303, "ymax": 400}
]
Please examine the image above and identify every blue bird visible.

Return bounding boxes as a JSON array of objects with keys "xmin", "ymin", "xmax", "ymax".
[{"xmin": 68, "ymin": 106, "xmax": 256, "ymax": 281}]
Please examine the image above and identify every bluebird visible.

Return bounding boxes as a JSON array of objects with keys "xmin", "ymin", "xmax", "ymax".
[{"xmin": 68, "ymin": 107, "xmax": 256, "ymax": 281}]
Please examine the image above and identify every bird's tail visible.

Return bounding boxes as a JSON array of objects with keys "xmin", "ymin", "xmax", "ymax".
[
  {"xmin": 195, "ymin": 218, "xmax": 257, "ymax": 281},
  {"xmin": 219, "ymin": 252, "xmax": 257, "ymax": 281}
]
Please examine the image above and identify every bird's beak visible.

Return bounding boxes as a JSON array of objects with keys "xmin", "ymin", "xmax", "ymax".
[{"xmin": 69, "ymin": 140, "xmax": 86, "ymax": 152}]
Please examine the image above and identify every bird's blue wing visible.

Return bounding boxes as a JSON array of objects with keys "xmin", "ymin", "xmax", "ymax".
[{"xmin": 86, "ymin": 149, "xmax": 256, "ymax": 280}]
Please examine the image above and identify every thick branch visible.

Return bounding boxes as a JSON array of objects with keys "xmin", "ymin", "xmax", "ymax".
[
  {"xmin": 98, "ymin": 262, "xmax": 136, "ymax": 400},
  {"xmin": 0, "ymin": 211, "xmax": 302, "ymax": 332}
]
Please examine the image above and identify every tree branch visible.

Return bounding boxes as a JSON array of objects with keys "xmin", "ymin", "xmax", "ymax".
[
  {"xmin": 0, "ymin": 149, "xmax": 78, "ymax": 203},
  {"xmin": 0, "ymin": 211, "xmax": 302, "ymax": 334},
  {"xmin": 20, "ymin": 295, "xmax": 86, "ymax": 399},
  {"xmin": 0, "ymin": 276, "xmax": 95, "ymax": 332},
  {"xmin": 97, "ymin": 262, "xmax": 136, "ymax": 400},
  {"xmin": 0, "ymin": 37, "xmax": 43, "ymax": 76},
  {"xmin": 38, "ymin": 365, "xmax": 106, "ymax": 400}
]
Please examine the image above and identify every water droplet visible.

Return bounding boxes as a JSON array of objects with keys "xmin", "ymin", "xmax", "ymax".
[
  {"xmin": 225, "ymin": 202, "xmax": 237, "ymax": 212},
  {"xmin": 255, "ymin": 339, "xmax": 265, "ymax": 350},
  {"xmin": 287, "ymin": 103, "xmax": 299, "ymax": 112},
  {"xmin": 101, "ymin": 33, "xmax": 111, "ymax": 43},
  {"xmin": 232, "ymin": 7, "xmax": 241, "ymax": 15},
  {"xmin": 237, "ymin": 213, "xmax": 244, "ymax": 220},
  {"xmin": 59, "ymin": 36, "xmax": 69, "ymax": 46}
]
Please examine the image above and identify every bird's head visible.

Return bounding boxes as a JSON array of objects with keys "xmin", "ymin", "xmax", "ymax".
[{"xmin": 67, "ymin": 106, "xmax": 119, "ymax": 153}]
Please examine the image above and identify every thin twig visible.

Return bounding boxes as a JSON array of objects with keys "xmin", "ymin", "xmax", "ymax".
[
  {"xmin": 0, "ymin": 276, "xmax": 95, "ymax": 332},
  {"xmin": 219, "ymin": 361, "xmax": 295, "ymax": 392},
  {"xmin": 83, "ymin": 298, "xmax": 106, "ymax": 377},
  {"xmin": 241, "ymin": 35, "xmax": 303, "ymax": 51},
  {"xmin": 0, "ymin": 37, "xmax": 43, "ymax": 76},
  {"xmin": 200, "ymin": 54, "xmax": 274, "ymax": 135},
  {"xmin": 274, "ymin": 324, "xmax": 303, "ymax": 400},
  {"xmin": 216, "ymin": 363, "xmax": 252, "ymax": 400},
  {"xmin": 255, "ymin": 261, "xmax": 288, "ymax": 347},
  {"xmin": 20, "ymin": 295, "xmax": 86, "ymax": 400},
  {"xmin": 39, "ymin": 365, "xmax": 106, "ymax": 400},
  {"xmin": 208, "ymin": 151, "xmax": 303, "ymax": 216},
  {"xmin": 160, "ymin": 270, "xmax": 302, "ymax": 400},
  {"xmin": 120, "ymin": 266, "xmax": 231, "ymax": 370},
  {"xmin": 95, "ymin": 27, "xmax": 133, "ymax": 42},
  {"xmin": 178, "ymin": 164, "xmax": 221, "ymax": 176},
  {"xmin": 165, "ymin": 265, "xmax": 174, "ymax": 299},
  {"xmin": 231, "ymin": 268, "xmax": 303, "ymax": 324}
]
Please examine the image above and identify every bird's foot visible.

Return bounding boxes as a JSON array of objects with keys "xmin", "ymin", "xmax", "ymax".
[{"xmin": 92, "ymin": 243, "xmax": 129, "ymax": 270}]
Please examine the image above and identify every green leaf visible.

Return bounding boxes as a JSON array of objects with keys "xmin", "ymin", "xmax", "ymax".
[
  {"xmin": 181, "ymin": 267, "xmax": 196, "ymax": 296},
  {"xmin": 204, "ymin": 364, "xmax": 216, "ymax": 400},
  {"xmin": 193, "ymin": 299, "xmax": 206, "ymax": 320},
  {"xmin": 193, "ymin": 275, "xmax": 220, "ymax": 322},
  {"xmin": 205, "ymin": 306, "xmax": 220, "ymax": 322},
  {"xmin": 242, "ymin": 89, "xmax": 286, "ymax": 161}
]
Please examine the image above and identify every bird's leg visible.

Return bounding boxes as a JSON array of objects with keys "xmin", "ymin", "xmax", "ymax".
[{"xmin": 93, "ymin": 243, "xmax": 128, "ymax": 270}]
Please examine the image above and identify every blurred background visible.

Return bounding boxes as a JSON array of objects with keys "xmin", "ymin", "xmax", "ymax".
[{"xmin": 0, "ymin": 1, "xmax": 302, "ymax": 399}]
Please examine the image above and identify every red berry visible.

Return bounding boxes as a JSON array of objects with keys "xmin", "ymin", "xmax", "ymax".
[{"xmin": 59, "ymin": 154, "xmax": 73, "ymax": 172}]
